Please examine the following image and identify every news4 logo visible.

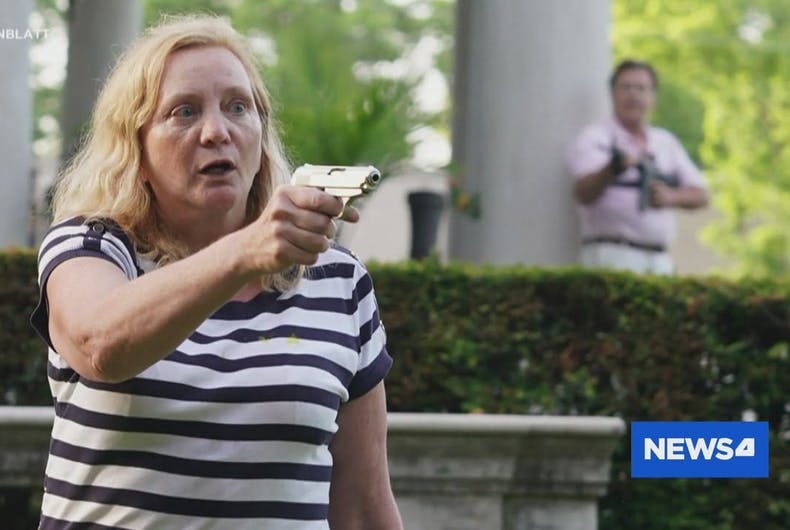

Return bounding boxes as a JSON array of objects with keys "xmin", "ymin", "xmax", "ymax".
[{"xmin": 631, "ymin": 421, "xmax": 769, "ymax": 478}]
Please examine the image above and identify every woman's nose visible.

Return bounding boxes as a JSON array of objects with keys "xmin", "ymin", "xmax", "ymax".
[{"xmin": 199, "ymin": 110, "xmax": 231, "ymax": 145}]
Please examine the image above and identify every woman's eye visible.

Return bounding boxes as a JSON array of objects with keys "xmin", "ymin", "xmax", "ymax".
[
  {"xmin": 230, "ymin": 101, "xmax": 247, "ymax": 114},
  {"xmin": 172, "ymin": 105, "xmax": 194, "ymax": 118}
]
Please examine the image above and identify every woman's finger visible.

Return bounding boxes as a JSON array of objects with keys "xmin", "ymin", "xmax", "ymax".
[
  {"xmin": 339, "ymin": 205, "xmax": 360, "ymax": 223},
  {"xmin": 326, "ymin": 219, "xmax": 338, "ymax": 239}
]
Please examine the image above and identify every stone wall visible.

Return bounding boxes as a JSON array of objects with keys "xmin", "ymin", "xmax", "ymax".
[
  {"xmin": 388, "ymin": 413, "xmax": 625, "ymax": 530},
  {"xmin": 0, "ymin": 407, "xmax": 624, "ymax": 529}
]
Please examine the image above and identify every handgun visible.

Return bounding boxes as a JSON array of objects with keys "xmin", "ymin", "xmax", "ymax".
[
  {"xmin": 291, "ymin": 164, "xmax": 381, "ymax": 208},
  {"xmin": 635, "ymin": 156, "xmax": 679, "ymax": 211}
]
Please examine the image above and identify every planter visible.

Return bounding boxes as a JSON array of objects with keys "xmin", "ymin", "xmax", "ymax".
[
  {"xmin": 387, "ymin": 413, "xmax": 625, "ymax": 530},
  {"xmin": 0, "ymin": 408, "xmax": 625, "ymax": 530},
  {"xmin": 407, "ymin": 190, "xmax": 445, "ymax": 259},
  {"xmin": 0, "ymin": 406, "xmax": 52, "ymax": 488}
]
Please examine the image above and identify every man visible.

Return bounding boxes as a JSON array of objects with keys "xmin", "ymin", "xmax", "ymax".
[{"xmin": 567, "ymin": 59, "xmax": 708, "ymax": 274}]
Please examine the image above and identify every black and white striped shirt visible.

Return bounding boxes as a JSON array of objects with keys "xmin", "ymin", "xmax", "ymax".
[{"xmin": 31, "ymin": 217, "xmax": 392, "ymax": 530}]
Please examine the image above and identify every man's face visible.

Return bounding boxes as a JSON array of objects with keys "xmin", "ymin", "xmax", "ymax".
[{"xmin": 611, "ymin": 68, "xmax": 656, "ymax": 128}]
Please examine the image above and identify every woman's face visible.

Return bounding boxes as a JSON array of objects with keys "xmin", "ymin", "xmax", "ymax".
[{"xmin": 140, "ymin": 45, "xmax": 263, "ymax": 229}]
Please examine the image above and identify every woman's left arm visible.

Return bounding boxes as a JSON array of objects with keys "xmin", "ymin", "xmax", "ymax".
[{"xmin": 329, "ymin": 381, "xmax": 403, "ymax": 530}]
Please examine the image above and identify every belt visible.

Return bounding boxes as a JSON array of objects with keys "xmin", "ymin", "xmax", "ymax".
[{"xmin": 582, "ymin": 236, "xmax": 666, "ymax": 253}]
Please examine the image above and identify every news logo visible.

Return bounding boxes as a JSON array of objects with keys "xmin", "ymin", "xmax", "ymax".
[{"xmin": 631, "ymin": 421, "xmax": 769, "ymax": 478}]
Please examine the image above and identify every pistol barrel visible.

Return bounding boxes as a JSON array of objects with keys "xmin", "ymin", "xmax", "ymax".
[{"xmin": 291, "ymin": 164, "xmax": 381, "ymax": 195}]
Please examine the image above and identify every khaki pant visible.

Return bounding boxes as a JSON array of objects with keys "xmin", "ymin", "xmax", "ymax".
[{"xmin": 580, "ymin": 242, "xmax": 674, "ymax": 275}]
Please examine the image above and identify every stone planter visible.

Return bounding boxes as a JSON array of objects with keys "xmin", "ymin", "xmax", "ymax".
[
  {"xmin": 0, "ymin": 408, "xmax": 624, "ymax": 530},
  {"xmin": 0, "ymin": 406, "xmax": 52, "ymax": 488},
  {"xmin": 387, "ymin": 413, "xmax": 625, "ymax": 530}
]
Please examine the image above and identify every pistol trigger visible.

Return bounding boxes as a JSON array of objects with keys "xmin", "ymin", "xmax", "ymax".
[{"xmin": 335, "ymin": 197, "xmax": 350, "ymax": 219}]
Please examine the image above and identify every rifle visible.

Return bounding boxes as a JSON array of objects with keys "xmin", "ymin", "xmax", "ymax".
[
  {"xmin": 635, "ymin": 155, "xmax": 679, "ymax": 211},
  {"xmin": 599, "ymin": 143, "xmax": 679, "ymax": 211}
]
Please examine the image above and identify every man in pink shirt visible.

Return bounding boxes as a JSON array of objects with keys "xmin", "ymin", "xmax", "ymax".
[{"xmin": 567, "ymin": 60, "xmax": 708, "ymax": 274}]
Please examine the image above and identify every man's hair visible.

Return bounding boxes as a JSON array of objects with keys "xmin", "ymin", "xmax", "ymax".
[
  {"xmin": 52, "ymin": 15, "xmax": 296, "ymax": 288},
  {"xmin": 609, "ymin": 59, "xmax": 659, "ymax": 90}
]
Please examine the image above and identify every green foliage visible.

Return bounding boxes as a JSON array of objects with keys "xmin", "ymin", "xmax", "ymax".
[
  {"xmin": 653, "ymin": 80, "xmax": 706, "ymax": 165},
  {"xmin": 368, "ymin": 259, "xmax": 790, "ymax": 530},
  {"xmin": 142, "ymin": 0, "xmax": 453, "ymax": 175},
  {"xmin": 31, "ymin": 0, "xmax": 68, "ymax": 148},
  {"xmin": 0, "ymin": 249, "xmax": 49, "ymax": 406},
  {"xmin": 613, "ymin": 0, "xmax": 790, "ymax": 277},
  {"xmin": 144, "ymin": 0, "xmax": 232, "ymax": 22}
]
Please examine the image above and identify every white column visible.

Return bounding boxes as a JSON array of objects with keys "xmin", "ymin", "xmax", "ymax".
[
  {"xmin": 449, "ymin": 0, "xmax": 611, "ymax": 266},
  {"xmin": 0, "ymin": 0, "xmax": 35, "ymax": 247},
  {"xmin": 61, "ymin": 0, "xmax": 142, "ymax": 162}
]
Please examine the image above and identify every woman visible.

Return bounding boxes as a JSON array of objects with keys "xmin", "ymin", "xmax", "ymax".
[{"xmin": 31, "ymin": 14, "xmax": 402, "ymax": 530}]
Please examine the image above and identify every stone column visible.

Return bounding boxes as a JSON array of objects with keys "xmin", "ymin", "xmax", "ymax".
[
  {"xmin": 449, "ymin": 0, "xmax": 611, "ymax": 265},
  {"xmin": 0, "ymin": 0, "xmax": 35, "ymax": 247},
  {"xmin": 61, "ymin": 0, "xmax": 142, "ymax": 163}
]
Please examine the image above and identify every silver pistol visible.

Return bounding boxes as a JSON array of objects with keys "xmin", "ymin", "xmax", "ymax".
[{"xmin": 291, "ymin": 164, "xmax": 381, "ymax": 208}]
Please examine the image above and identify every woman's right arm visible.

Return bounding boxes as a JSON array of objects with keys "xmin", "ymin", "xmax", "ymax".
[{"xmin": 46, "ymin": 186, "xmax": 349, "ymax": 383}]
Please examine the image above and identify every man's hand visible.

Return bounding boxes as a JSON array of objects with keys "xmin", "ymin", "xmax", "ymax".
[
  {"xmin": 574, "ymin": 149, "xmax": 641, "ymax": 204},
  {"xmin": 649, "ymin": 180, "xmax": 677, "ymax": 208},
  {"xmin": 611, "ymin": 148, "xmax": 640, "ymax": 177},
  {"xmin": 650, "ymin": 182, "xmax": 710, "ymax": 210}
]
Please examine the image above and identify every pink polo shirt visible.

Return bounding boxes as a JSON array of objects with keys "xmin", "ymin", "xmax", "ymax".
[{"xmin": 566, "ymin": 118, "xmax": 707, "ymax": 247}]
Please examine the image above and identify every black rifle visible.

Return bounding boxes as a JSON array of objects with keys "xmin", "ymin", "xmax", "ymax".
[
  {"xmin": 598, "ymin": 143, "xmax": 680, "ymax": 210},
  {"xmin": 634, "ymin": 155, "xmax": 679, "ymax": 211}
]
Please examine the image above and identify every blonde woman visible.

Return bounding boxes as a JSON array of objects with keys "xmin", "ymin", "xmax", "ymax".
[{"xmin": 32, "ymin": 15, "xmax": 401, "ymax": 530}]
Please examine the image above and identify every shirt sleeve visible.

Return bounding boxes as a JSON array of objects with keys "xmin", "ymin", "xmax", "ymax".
[
  {"xmin": 567, "ymin": 123, "xmax": 611, "ymax": 178},
  {"xmin": 346, "ymin": 265, "xmax": 392, "ymax": 401},
  {"xmin": 30, "ymin": 217, "xmax": 139, "ymax": 350}
]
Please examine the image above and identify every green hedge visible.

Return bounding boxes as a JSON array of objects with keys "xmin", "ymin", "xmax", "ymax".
[
  {"xmin": 367, "ymin": 260, "xmax": 789, "ymax": 530},
  {"xmin": 0, "ymin": 249, "xmax": 49, "ymax": 406},
  {"xmin": 2, "ymin": 251, "xmax": 789, "ymax": 529}
]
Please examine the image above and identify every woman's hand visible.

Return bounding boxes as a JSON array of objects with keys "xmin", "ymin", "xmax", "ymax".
[{"xmin": 240, "ymin": 185, "xmax": 359, "ymax": 274}]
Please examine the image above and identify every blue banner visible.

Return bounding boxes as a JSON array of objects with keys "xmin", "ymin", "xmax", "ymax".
[{"xmin": 631, "ymin": 421, "xmax": 769, "ymax": 478}]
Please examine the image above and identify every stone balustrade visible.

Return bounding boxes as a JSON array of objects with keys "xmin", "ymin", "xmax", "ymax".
[
  {"xmin": 387, "ymin": 413, "xmax": 625, "ymax": 530},
  {"xmin": 0, "ymin": 406, "xmax": 52, "ymax": 489},
  {"xmin": 0, "ymin": 407, "xmax": 625, "ymax": 529}
]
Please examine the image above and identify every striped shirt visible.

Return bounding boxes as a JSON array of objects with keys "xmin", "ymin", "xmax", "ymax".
[{"xmin": 31, "ymin": 217, "xmax": 393, "ymax": 530}]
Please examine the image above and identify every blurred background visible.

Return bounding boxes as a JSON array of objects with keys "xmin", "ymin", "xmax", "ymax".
[{"xmin": 3, "ymin": 0, "xmax": 790, "ymax": 277}]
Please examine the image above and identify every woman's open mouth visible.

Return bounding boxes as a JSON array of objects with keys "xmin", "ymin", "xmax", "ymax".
[{"xmin": 199, "ymin": 159, "xmax": 236, "ymax": 176}]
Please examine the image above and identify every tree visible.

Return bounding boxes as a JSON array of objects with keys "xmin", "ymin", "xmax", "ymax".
[
  {"xmin": 30, "ymin": 0, "xmax": 69, "ymax": 159},
  {"xmin": 145, "ymin": 0, "xmax": 454, "ymax": 174},
  {"xmin": 613, "ymin": 0, "xmax": 790, "ymax": 277}
]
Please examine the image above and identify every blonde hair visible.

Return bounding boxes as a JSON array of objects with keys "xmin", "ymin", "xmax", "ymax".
[{"xmin": 52, "ymin": 14, "xmax": 298, "ymax": 289}]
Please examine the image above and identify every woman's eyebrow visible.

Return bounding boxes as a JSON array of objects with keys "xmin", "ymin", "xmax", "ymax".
[
  {"xmin": 157, "ymin": 91, "xmax": 199, "ymax": 110},
  {"xmin": 222, "ymin": 85, "xmax": 254, "ymax": 98},
  {"xmin": 161, "ymin": 85, "xmax": 252, "ymax": 102}
]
